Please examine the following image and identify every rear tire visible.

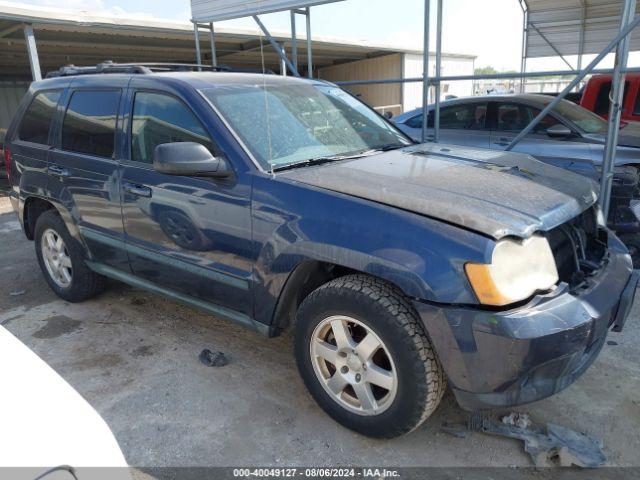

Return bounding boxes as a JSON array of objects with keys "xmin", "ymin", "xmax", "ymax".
[
  {"xmin": 34, "ymin": 210, "xmax": 105, "ymax": 302},
  {"xmin": 294, "ymin": 274, "xmax": 446, "ymax": 438}
]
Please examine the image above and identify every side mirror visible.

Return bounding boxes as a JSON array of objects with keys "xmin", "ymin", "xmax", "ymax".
[
  {"xmin": 546, "ymin": 124, "xmax": 572, "ymax": 138},
  {"xmin": 383, "ymin": 111, "xmax": 393, "ymax": 120},
  {"xmin": 153, "ymin": 142, "xmax": 232, "ymax": 178}
]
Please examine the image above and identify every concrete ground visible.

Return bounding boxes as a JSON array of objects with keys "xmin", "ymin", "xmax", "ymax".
[{"xmin": 1, "ymin": 179, "xmax": 639, "ymax": 469}]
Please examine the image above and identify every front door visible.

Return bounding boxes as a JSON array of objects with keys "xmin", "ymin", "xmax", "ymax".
[
  {"xmin": 489, "ymin": 102, "xmax": 598, "ymax": 178},
  {"xmin": 119, "ymin": 88, "xmax": 253, "ymax": 317}
]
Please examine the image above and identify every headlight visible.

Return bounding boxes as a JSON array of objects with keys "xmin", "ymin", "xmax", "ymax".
[
  {"xmin": 596, "ymin": 207, "xmax": 607, "ymax": 228},
  {"xmin": 465, "ymin": 235, "xmax": 559, "ymax": 306}
]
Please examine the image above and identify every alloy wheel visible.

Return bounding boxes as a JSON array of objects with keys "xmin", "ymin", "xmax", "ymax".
[
  {"xmin": 309, "ymin": 315, "xmax": 398, "ymax": 416},
  {"xmin": 41, "ymin": 228, "xmax": 73, "ymax": 288}
]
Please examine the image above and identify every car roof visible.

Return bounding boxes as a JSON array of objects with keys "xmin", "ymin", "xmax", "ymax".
[
  {"xmin": 394, "ymin": 93, "xmax": 556, "ymax": 121},
  {"xmin": 29, "ymin": 71, "xmax": 330, "ymax": 92}
]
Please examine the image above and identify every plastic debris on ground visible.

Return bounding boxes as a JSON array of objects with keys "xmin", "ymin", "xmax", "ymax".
[
  {"xmin": 465, "ymin": 411, "xmax": 607, "ymax": 468},
  {"xmin": 199, "ymin": 349, "xmax": 229, "ymax": 367}
]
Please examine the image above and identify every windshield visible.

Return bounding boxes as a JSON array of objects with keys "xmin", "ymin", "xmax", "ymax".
[
  {"xmin": 552, "ymin": 99, "xmax": 608, "ymax": 134},
  {"xmin": 202, "ymin": 83, "xmax": 411, "ymax": 169}
]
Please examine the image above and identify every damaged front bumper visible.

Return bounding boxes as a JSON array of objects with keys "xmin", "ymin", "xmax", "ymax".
[{"xmin": 413, "ymin": 235, "xmax": 638, "ymax": 411}]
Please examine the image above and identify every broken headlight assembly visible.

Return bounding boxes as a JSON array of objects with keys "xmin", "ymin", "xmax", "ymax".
[{"xmin": 465, "ymin": 235, "xmax": 559, "ymax": 307}]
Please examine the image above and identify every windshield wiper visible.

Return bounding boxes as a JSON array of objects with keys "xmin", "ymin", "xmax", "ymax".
[
  {"xmin": 272, "ymin": 155, "xmax": 351, "ymax": 172},
  {"xmin": 271, "ymin": 144, "xmax": 408, "ymax": 173},
  {"xmin": 373, "ymin": 143, "xmax": 409, "ymax": 152}
]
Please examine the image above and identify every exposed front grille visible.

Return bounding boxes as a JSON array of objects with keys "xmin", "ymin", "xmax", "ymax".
[{"xmin": 546, "ymin": 206, "xmax": 608, "ymax": 290}]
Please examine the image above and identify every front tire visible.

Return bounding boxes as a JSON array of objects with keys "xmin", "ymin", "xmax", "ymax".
[
  {"xmin": 294, "ymin": 274, "xmax": 445, "ymax": 438},
  {"xmin": 34, "ymin": 210, "xmax": 105, "ymax": 302},
  {"xmin": 619, "ymin": 233, "xmax": 640, "ymax": 269}
]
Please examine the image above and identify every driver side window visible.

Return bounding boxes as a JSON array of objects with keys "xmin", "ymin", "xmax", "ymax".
[
  {"xmin": 496, "ymin": 103, "xmax": 563, "ymax": 134},
  {"xmin": 130, "ymin": 92, "xmax": 216, "ymax": 164}
]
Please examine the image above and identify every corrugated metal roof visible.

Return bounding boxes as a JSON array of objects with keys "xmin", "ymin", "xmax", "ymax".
[
  {"xmin": 0, "ymin": 2, "xmax": 474, "ymax": 79},
  {"xmin": 191, "ymin": 0, "xmax": 343, "ymax": 23},
  {"xmin": 524, "ymin": 0, "xmax": 640, "ymax": 59}
]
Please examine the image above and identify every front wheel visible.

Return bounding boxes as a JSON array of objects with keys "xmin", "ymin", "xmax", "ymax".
[
  {"xmin": 619, "ymin": 233, "xmax": 640, "ymax": 269},
  {"xmin": 294, "ymin": 274, "xmax": 446, "ymax": 438}
]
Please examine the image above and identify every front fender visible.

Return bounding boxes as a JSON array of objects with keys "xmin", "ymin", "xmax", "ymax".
[{"xmin": 251, "ymin": 175, "xmax": 491, "ymax": 326}]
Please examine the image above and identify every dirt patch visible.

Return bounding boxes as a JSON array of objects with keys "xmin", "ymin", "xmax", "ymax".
[
  {"xmin": 32, "ymin": 315, "xmax": 82, "ymax": 339},
  {"xmin": 65, "ymin": 352, "xmax": 124, "ymax": 371},
  {"xmin": 131, "ymin": 345, "xmax": 153, "ymax": 357}
]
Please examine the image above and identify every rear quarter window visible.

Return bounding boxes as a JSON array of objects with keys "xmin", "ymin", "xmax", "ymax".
[
  {"xmin": 62, "ymin": 90, "xmax": 121, "ymax": 158},
  {"xmin": 17, "ymin": 90, "xmax": 62, "ymax": 145}
]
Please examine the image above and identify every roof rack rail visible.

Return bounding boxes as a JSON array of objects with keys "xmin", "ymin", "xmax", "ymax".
[{"xmin": 45, "ymin": 61, "xmax": 235, "ymax": 78}]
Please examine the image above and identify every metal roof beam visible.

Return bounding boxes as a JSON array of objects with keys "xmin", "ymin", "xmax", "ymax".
[
  {"xmin": 252, "ymin": 15, "xmax": 300, "ymax": 76},
  {"xmin": 528, "ymin": 21, "xmax": 576, "ymax": 70},
  {"xmin": 0, "ymin": 23, "xmax": 22, "ymax": 38}
]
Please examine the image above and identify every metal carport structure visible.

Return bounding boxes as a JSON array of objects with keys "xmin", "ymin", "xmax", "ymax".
[
  {"xmin": 518, "ymin": 0, "xmax": 638, "ymax": 215},
  {"xmin": 521, "ymin": 0, "xmax": 640, "ymax": 71}
]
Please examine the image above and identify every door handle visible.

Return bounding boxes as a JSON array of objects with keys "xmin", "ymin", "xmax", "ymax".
[
  {"xmin": 123, "ymin": 182, "xmax": 152, "ymax": 198},
  {"xmin": 48, "ymin": 165, "xmax": 70, "ymax": 177}
]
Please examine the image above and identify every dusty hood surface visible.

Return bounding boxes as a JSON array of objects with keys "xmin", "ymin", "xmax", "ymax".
[
  {"xmin": 586, "ymin": 122, "xmax": 640, "ymax": 148},
  {"xmin": 279, "ymin": 144, "xmax": 599, "ymax": 239}
]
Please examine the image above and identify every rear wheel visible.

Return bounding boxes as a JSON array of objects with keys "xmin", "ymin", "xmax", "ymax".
[
  {"xmin": 35, "ymin": 210, "xmax": 105, "ymax": 302},
  {"xmin": 294, "ymin": 274, "xmax": 446, "ymax": 438}
]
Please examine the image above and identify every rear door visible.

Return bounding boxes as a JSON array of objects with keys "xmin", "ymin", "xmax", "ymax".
[
  {"xmin": 119, "ymin": 82, "xmax": 253, "ymax": 318},
  {"xmin": 8, "ymin": 89, "xmax": 63, "ymax": 201},
  {"xmin": 489, "ymin": 101, "xmax": 596, "ymax": 176},
  {"xmin": 47, "ymin": 77, "xmax": 128, "ymax": 269}
]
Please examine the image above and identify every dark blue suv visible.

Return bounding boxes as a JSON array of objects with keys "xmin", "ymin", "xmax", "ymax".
[{"xmin": 5, "ymin": 63, "xmax": 638, "ymax": 438}]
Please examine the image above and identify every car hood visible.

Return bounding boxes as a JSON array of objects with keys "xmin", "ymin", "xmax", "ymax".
[
  {"xmin": 618, "ymin": 122, "xmax": 640, "ymax": 147},
  {"xmin": 586, "ymin": 122, "xmax": 640, "ymax": 148},
  {"xmin": 279, "ymin": 144, "xmax": 598, "ymax": 239}
]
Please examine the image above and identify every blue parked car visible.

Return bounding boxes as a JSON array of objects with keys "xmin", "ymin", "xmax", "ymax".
[{"xmin": 5, "ymin": 64, "xmax": 637, "ymax": 438}]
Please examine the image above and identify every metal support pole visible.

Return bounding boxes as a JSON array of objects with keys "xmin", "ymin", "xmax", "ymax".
[
  {"xmin": 433, "ymin": 0, "xmax": 443, "ymax": 143},
  {"xmin": 421, "ymin": 0, "xmax": 431, "ymax": 143},
  {"xmin": 306, "ymin": 7, "xmax": 313, "ymax": 78},
  {"xmin": 280, "ymin": 44, "xmax": 287, "ymax": 76},
  {"xmin": 23, "ymin": 24, "xmax": 41, "ymax": 81},
  {"xmin": 505, "ymin": 12, "xmax": 640, "ymax": 152},
  {"xmin": 290, "ymin": 10, "xmax": 298, "ymax": 73},
  {"xmin": 209, "ymin": 23, "xmax": 217, "ymax": 68},
  {"xmin": 577, "ymin": 1, "xmax": 586, "ymax": 73},
  {"xmin": 600, "ymin": 0, "xmax": 637, "ymax": 216},
  {"xmin": 192, "ymin": 21, "xmax": 202, "ymax": 70},
  {"xmin": 520, "ymin": 3, "xmax": 528, "ymax": 93},
  {"xmin": 335, "ymin": 66, "xmax": 640, "ymax": 87},
  {"xmin": 253, "ymin": 15, "xmax": 300, "ymax": 77}
]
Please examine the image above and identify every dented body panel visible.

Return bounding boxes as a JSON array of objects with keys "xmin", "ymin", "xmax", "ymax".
[
  {"xmin": 280, "ymin": 144, "xmax": 599, "ymax": 240},
  {"xmin": 414, "ymin": 233, "xmax": 636, "ymax": 410}
]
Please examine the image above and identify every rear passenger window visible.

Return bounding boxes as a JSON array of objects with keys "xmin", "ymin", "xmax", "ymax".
[
  {"xmin": 18, "ymin": 90, "xmax": 61, "ymax": 144},
  {"xmin": 62, "ymin": 90, "xmax": 120, "ymax": 158},
  {"xmin": 130, "ymin": 92, "xmax": 215, "ymax": 163}
]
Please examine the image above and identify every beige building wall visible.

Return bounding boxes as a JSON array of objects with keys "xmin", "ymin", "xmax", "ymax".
[{"xmin": 318, "ymin": 54, "xmax": 403, "ymax": 117}]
